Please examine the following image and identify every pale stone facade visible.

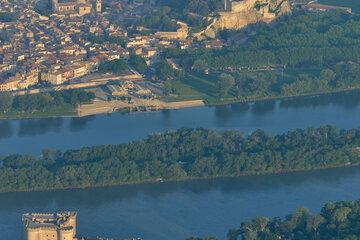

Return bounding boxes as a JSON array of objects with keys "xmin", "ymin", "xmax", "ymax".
[
  {"xmin": 52, "ymin": 0, "xmax": 102, "ymax": 15},
  {"xmin": 23, "ymin": 212, "xmax": 77, "ymax": 240}
]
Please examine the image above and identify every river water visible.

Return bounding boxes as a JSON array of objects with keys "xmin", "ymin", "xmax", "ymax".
[
  {"xmin": 2, "ymin": 90, "xmax": 360, "ymax": 155},
  {"xmin": 2, "ymin": 90, "xmax": 360, "ymax": 239},
  {"xmin": 1, "ymin": 167, "xmax": 360, "ymax": 240}
]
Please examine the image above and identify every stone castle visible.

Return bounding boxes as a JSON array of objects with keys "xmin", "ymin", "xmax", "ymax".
[
  {"xmin": 51, "ymin": 0, "xmax": 102, "ymax": 16},
  {"xmin": 198, "ymin": 0, "xmax": 291, "ymax": 38},
  {"xmin": 23, "ymin": 212, "xmax": 77, "ymax": 240}
]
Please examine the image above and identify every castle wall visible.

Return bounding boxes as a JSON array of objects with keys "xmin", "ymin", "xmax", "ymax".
[
  {"xmin": 26, "ymin": 228, "xmax": 58, "ymax": 240},
  {"xmin": 58, "ymin": 229, "xmax": 75, "ymax": 240},
  {"xmin": 231, "ymin": 0, "xmax": 257, "ymax": 13},
  {"xmin": 215, "ymin": 11, "xmax": 259, "ymax": 29},
  {"xmin": 27, "ymin": 228, "xmax": 39, "ymax": 240},
  {"xmin": 199, "ymin": 0, "xmax": 291, "ymax": 38},
  {"xmin": 67, "ymin": 214, "xmax": 77, "ymax": 237},
  {"xmin": 40, "ymin": 229, "xmax": 58, "ymax": 240}
]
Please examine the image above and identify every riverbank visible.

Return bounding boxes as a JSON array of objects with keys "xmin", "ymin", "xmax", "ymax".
[
  {"xmin": 0, "ymin": 106, "xmax": 76, "ymax": 120},
  {"xmin": 205, "ymin": 86, "xmax": 360, "ymax": 106},
  {"xmin": 2, "ymin": 86, "xmax": 360, "ymax": 120},
  {"xmin": 77, "ymin": 99, "xmax": 205, "ymax": 117},
  {"xmin": 78, "ymin": 86, "xmax": 360, "ymax": 118}
]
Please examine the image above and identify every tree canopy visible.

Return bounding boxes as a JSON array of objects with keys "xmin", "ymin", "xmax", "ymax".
[{"xmin": 0, "ymin": 126, "xmax": 360, "ymax": 192}]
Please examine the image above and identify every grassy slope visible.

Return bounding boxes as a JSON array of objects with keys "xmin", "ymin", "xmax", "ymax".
[{"xmin": 166, "ymin": 68, "xmax": 320, "ymax": 104}]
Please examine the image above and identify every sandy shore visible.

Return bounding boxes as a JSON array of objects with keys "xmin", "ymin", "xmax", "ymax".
[{"xmin": 77, "ymin": 99, "xmax": 204, "ymax": 117}]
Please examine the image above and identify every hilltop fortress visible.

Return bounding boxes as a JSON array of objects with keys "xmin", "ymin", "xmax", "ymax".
[
  {"xmin": 51, "ymin": 0, "xmax": 102, "ymax": 16},
  {"xmin": 198, "ymin": 0, "xmax": 291, "ymax": 38}
]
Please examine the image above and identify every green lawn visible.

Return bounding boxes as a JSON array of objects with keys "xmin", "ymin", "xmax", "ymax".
[
  {"xmin": 164, "ymin": 74, "xmax": 237, "ymax": 103},
  {"xmin": 318, "ymin": 0, "xmax": 360, "ymax": 12},
  {"xmin": 165, "ymin": 68, "xmax": 322, "ymax": 104}
]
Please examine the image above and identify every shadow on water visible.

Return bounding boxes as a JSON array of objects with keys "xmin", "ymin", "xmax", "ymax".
[
  {"xmin": 214, "ymin": 105, "xmax": 236, "ymax": 120},
  {"xmin": 251, "ymin": 100, "xmax": 277, "ymax": 116},
  {"xmin": 0, "ymin": 121, "xmax": 14, "ymax": 139},
  {"xmin": 161, "ymin": 109, "xmax": 171, "ymax": 120},
  {"xmin": 214, "ymin": 102, "xmax": 250, "ymax": 120},
  {"xmin": 69, "ymin": 116, "xmax": 95, "ymax": 132},
  {"xmin": 0, "ymin": 166, "xmax": 359, "ymax": 213},
  {"xmin": 279, "ymin": 90, "xmax": 360, "ymax": 110},
  {"xmin": 17, "ymin": 118, "xmax": 64, "ymax": 137}
]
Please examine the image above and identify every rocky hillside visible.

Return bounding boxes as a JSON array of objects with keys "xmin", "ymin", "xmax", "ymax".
[{"xmin": 197, "ymin": 0, "xmax": 291, "ymax": 38}]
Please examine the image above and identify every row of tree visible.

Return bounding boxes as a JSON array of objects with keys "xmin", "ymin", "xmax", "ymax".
[
  {"xmin": 0, "ymin": 126, "xmax": 360, "ymax": 192},
  {"xmin": 188, "ymin": 199, "xmax": 360, "ymax": 240},
  {"xmin": 0, "ymin": 89, "xmax": 95, "ymax": 114}
]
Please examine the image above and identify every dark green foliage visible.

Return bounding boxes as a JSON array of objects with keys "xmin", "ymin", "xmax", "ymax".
[
  {"xmin": 34, "ymin": 1, "xmax": 52, "ymax": 17},
  {"xmin": 1, "ymin": 126, "xmax": 360, "ymax": 192},
  {"xmin": 157, "ymin": 0, "xmax": 223, "ymax": 17},
  {"xmin": 169, "ymin": 11, "xmax": 360, "ymax": 69},
  {"xmin": 139, "ymin": 7, "xmax": 178, "ymax": 32},
  {"xmin": 165, "ymin": 11, "xmax": 360, "ymax": 101},
  {"xmin": 224, "ymin": 200, "xmax": 360, "ymax": 240},
  {"xmin": 86, "ymin": 34, "xmax": 126, "ymax": 47},
  {"xmin": 186, "ymin": 237, "xmax": 218, "ymax": 240},
  {"xmin": 129, "ymin": 54, "xmax": 148, "ymax": 75},
  {"xmin": 139, "ymin": 0, "xmax": 222, "ymax": 30},
  {"xmin": 2, "ymin": 155, "xmax": 39, "ymax": 168},
  {"xmin": 0, "ymin": 12, "xmax": 16, "ymax": 22},
  {"xmin": 11, "ymin": 90, "xmax": 95, "ymax": 113},
  {"xmin": 155, "ymin": 61, "xmax": 181, "ymax": 81},
  {"xmin": 216, "ymin": 73, "xmax": 235, "ymax": 98},
  {"xmin": 154, "ymin": 60, "xmax": 183, "ymax": 94},
  {"xmin": 0, "ymin": 92, "xmax": 13, "ymax": 113},
  {"xmin": 98, "ymin": 59, "xmax": 129, "ymax": 74}
]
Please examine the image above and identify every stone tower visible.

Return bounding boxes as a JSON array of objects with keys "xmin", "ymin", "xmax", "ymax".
[{"xmin": 95, "ymin": 0, "xmax": 102, "ymax": 12}]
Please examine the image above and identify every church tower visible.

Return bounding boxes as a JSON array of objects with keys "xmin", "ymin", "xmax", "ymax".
[{"xmin": 95, "ymin": 0, "xmax": 102, "ymax": 12}]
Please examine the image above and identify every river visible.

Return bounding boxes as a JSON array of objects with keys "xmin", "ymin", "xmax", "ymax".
[
  {"xmin": 1, "ymin": 90, "xmax": 360, "ymax": 155},
  {"xmin": 2, "ymin": 90, "xmax": 360, "ymax": 239},
  {"xmin": 1, "ymin": 167, "xmax": 360, "ymax": 240}
]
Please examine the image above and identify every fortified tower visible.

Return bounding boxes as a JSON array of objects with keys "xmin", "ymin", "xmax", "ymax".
[{"xmin": 23, "ymin": 212, "xmax": 77, "ymax": 240}]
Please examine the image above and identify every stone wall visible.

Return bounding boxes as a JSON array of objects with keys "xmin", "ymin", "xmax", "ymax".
[{"xmin": 198, "ymin": 0, "xmax": 291, "ymax": 38}]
